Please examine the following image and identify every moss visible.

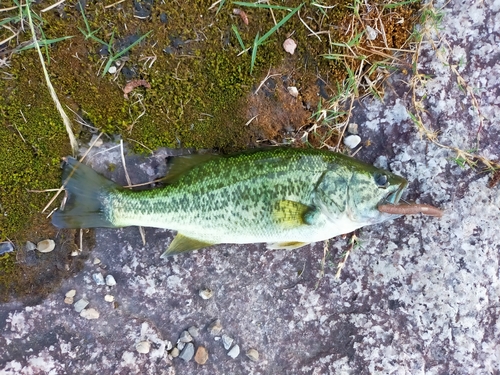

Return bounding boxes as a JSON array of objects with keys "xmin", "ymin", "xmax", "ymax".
[{"xmin": 0, "ymin": 0, "xmax": 421, "ymax": 300}]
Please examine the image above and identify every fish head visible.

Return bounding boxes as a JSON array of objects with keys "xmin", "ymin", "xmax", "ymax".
[
  {"xmin": 313, "ymin": 154, "xmax": 407, "ymax": 229},
  {"xmin": 345, "ymin": 163, "xmax": 408, "ymax": 225}
]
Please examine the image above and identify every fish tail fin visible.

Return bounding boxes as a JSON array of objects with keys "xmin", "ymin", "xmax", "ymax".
[{"xmin": 52, "ymin": 157, "xmax": 120, "ymax": 229}]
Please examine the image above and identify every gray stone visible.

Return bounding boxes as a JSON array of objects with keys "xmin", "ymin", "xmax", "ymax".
[
  {"xmin": 222, "ymin": 334, "xmax": 233, "ymax": 350},
  {"xmin": 0, "ymin": 242, "xmax": 14, "ymax": 255},
  {"xmin": 25, "ymin": 241, "xmax": 36, "ymax": 251},
  {"xmin": 92, "ymin": 273, "xmax": 105, "ymax": 285},
  {"xmin": 73, "ymin": 298, "xmax": 89, "ymax": 313},
  {"xmin": 179, "ymin": 343, "xmax": 194, "ymax": 362},
  {"xmin": 208, "ymin": 319, "xmax": 222, "ymax": 335},
  {"xmin": 187, "ymin": 326, "xmax": 200, "ymax": 338},
  {"xmin": 179, "ymin": 330, "xmax": 192, "ymax": 343}
]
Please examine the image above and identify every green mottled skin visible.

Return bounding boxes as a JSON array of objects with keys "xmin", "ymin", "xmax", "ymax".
[{"xmin": 105, "ymin": 148, "xmax": 407, "ymax": 245}]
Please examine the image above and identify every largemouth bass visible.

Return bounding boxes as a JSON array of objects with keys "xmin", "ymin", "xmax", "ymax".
[{"xmin": 52, "ymin": 148, "xmax": 408, "ymax": 257}]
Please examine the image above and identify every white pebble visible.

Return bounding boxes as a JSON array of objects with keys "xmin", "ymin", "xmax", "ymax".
[
  {"xmin": 283, "ymin": 38, "xmax": 297, "ymax": 55},
  {"xmin": 287, "ymin": 86, "xmax": 299, "ymax": 98},
  {"xmin": 366, "ymin": 25, "xmax": 378, "ymax": 40},
  {"xmin": 199, "ymin": 288, "xmax": 213, "ymax": 300},
  {"xmin": 74, "ymin": 299, "xmax": 89, "ymax": 313},
  {"xmin": 105, "ymin": 275, "xmax": 117, "ymax": 286},
  {"xmin": 104, "ymin": 295, "xmax": 114, "ymax": 302},
  {"xmin": 227, "ymin": 344, "xmax": 240, "ymax": 359},
  {"xmin": 343, "ymin": 134, "xmax": 361, "ymax": 149},
  {"xmin": 36, "ymin": 239, "xmax": 55, "ymax": 253},
  {"xmin": 66, "ymin": 289, "xmax": 76, "ymax": 298},
  {"xmin": 136, "ymin": 341, "xmax": 151, "ymax": 354},
  {"xmin": 108, "ymin": 66, "xmax": 117, "ymax": 74},
  {"xmin": 92, "ymin": 273, "xmax": 105, "ymax": 285},
  {"xmin": 93, "ymin": 258, "xmax": 101, "ymax": 265},
  {"xmin": 80, "ymin": 308, "xmax": 99, "ymax": 320}
]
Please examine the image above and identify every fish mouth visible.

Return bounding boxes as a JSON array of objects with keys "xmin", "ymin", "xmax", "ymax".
[{"xmin": 385, "ymin": 180, "xmax": 408, "ymax": 204}]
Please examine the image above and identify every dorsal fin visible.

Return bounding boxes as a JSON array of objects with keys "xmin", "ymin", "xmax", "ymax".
[{"xmin": 162, "ymin": 153, "xmax": 219, "ymax": 183}]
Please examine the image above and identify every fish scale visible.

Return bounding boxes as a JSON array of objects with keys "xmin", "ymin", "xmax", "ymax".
[{"xmin": 52, "ymin": 148, "xmax": 408, "ymax": 257}]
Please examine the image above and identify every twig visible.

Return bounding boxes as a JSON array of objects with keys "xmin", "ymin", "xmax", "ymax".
[
  {"xmin": 41, "ymin": 0, "xmax": 66, "ymax": 13},
  {"xmin": 25, "ymin": 0, "xmax": 78, "ymax": 155}
]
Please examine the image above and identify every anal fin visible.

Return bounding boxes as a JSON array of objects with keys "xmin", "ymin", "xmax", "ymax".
[{"xmin": 161, "ymin": 233, "xmax": 215, "ymax": 258}]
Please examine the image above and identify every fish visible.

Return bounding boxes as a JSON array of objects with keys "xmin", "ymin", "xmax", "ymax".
[{"xmin": 52, "ymin": 147, "xmax": 408, "ymax": 257}]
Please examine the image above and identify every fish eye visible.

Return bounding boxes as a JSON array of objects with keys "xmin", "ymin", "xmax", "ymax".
[{"xmin": 374, "ymin": 172, "xmax": 389, "ymax": 188}]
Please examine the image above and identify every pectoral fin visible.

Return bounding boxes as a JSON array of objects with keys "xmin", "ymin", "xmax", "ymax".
[
  {"xmin": 267, "ymin": 241, "xmax": 310, "ymax": 250},
  {"xmin": 272, "ymin": 200, "xmax": 319, "ymax": 228},
  {"xmin": 161, "ymin": 233, "xmax": 215, "ymax": 258}
]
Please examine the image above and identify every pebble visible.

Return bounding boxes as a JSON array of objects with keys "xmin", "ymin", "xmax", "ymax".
[
  {"xmin": 246, "ymin": 348, "xmax": 259, "ymax": 362},
  {"xmin": 108, "ymin": 66, "xmax": 117, "ymax": 74},
  {"xmin": 105, "ymin": 275, "xmax": 116, "ymax": 286},
  {"xmin": 283, "ymin": 38, "xmax": 297, "ymax": 55},
  {"xmin": 64, "ymin": 297, "xmax": 74, "ymax": 305},
  {"xmin": 93, "ymin": 258, "xmax": 101, "ymax": 265},
  {"xmin": 92, "ymin": 273, "xmax": 105, "ymax": 285},
  {"xmin": 74, "ymin": 298, "xmax": 89, "ymax": 313},
  {"xmin": 373, "ymin": 155, "xmax": 389, "ymax": 170},
  {"xmin": 104, "ymin": 295, "xmax": 114, "ymax": 302},
  {"xmin": 136, "ymin": 341, "xmax": 151, "ymax": 354},
  {"xmin": 165, "ymin": 340, "xmax": 173, "ymax": 351},
  {"xmin": 343, "ymin": 134, "xmax": 361, "ymax": 149},
  {"xmin": 347, "ymin": 123, "xmax": 359, "ymax": 135},
  {"xmin": 366, "ymin": 25, "xmax": 378, "ymax": 40},
  {"xmin": 0, "ymin": 242, "xmax": 14, "ymax": 255},
  {"xmin": 287, "ymin": 86, "xmax": 299, "ymax": 98},
  {"xmin": 80, "ymin": 308, "xmax": 99, "ymax": 320},
  {"xmin": 66, "ymin": 289, "xmax": 76, "ymax": 298},
  {"xmin": 194, "ymin": 346, "xmax": 208, "ymax": 365},
  {"xmin": 209, "ymin": 319, "xmax": 222, "ymax": 335},
  {"xmin": 170, "ymin": 347, "xmax": 179, "ymax": 358},
  {"xmin": 199, "ymin": 288, "xmax": 213, "ymax": 300},
  {"xmin": 188, "ymin": 326, "xmax": 200, "ymax": 338},
  {"xmin": 222, "ymin": 334, "xmax": 233, "ymax": 350},
  {"xmin": 177, "ymin": 341, "xmax": 185, "ymax": 350},
  {"xmin": 25, "ymin": 241, "xmax": 37, "ymax": 252},
  {"xmin": 36, "ymin": 239, "xmax": 55, "ymax": 253},
  {"xmin": 227, "ymin": 344, "xmax": 240, "ymax": 359},
  {"xmin": 179, "ymin": 343, "xmax": 194, "ymax": 362},
  {"xmin": 179, "ymin": 330, "xmax": 193, "ymax": 343}
]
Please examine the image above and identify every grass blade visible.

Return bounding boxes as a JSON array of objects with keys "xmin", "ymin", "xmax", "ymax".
[
  {"xmin": 257, "ymin": 3, "xmax": 304, "ymax": 44},
  {"xmin": 232, "ymin": 2, "xmax": 295, "ymax": 10},
  {"xmin": 231, "ymin": 24, "xmax": 245, "ymax": 51},
  {"xmin": 18, "ymin": 35, "xmax": 74, "ymax": 51},
  {"xmin": 250, "ymin": 31, "xmax": 259, "ymax": 74}
]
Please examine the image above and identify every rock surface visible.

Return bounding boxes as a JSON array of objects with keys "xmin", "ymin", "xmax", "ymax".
[{"xmin": 1, "ymin": 1, "xmax": 500, "ymax": 374}]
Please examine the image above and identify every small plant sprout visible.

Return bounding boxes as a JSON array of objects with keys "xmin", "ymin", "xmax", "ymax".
[{"xmin": 78, "ymin": 5, "xmax": 151, "ymax": 76}]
